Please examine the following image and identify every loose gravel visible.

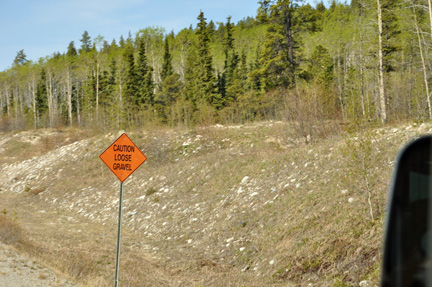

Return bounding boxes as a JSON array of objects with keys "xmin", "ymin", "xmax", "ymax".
[{"xmin": 0, "ymin": 243, "xmax": 77, "ymax": 287}]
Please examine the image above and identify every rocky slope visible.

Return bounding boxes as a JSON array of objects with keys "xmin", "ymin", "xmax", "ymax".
[
  {"xmin": 0, "ymin": 242, "xmax": 76, "ymax": 287},
  {"xmin": 0, "ymin": 122, "xmax": 430, "ymax": 286}
]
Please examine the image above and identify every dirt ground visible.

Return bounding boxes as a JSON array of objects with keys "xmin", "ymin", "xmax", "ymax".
[
  {"xmin": 1, "ymin": 123, "xmax": 426, "ymax": 286},
  {"xmin": 0, "ymin": 242, "xmax": 77, "ymax": 287}
]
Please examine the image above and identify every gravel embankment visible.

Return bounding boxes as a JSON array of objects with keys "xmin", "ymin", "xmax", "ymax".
[{"xmin": 0, "ymin": 243, "xmax": 77, "ymax": 287}]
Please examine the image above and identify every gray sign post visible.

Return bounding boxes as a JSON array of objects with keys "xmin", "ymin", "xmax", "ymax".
[
  {"xmin": 114, "ymin": 182, "xmax": 124, "ymax": 287},
  {"xmin": 99, "ymin": 133, "xmax": 147, "ymax": 287}
]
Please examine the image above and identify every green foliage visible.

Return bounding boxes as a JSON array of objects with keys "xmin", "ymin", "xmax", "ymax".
[
  {"xmin": 161, "ymin": 37, "xmax": 174, "ymax": 82},
  {"xmin": 257, "ymin": 0, "xmax": 271, "ymax": 23},
  {"xmin": 136, "ymin": 38, "xmax": 154, "ymax": 106},
  {"xmin": 13, "ymin": 50, "xmax": 28, "ymax": 67},
  {"xmin": 302, "ymin": 44, "xmax": 334, "ymax": 88},
  {"xmin": 145, "ymin": 187, "xmax": 158, "ymax": 196},
  {"xmin": 255, "ymin": 0, "xmax": 320, "ymax": 90},
  {"xmin": 36, "ymin": 68, "xmax": 48, "ymax": 118},
  {"xmin": 67, "ymin": 41, "xmax": 78, "ymax": 57},
  {"xmin": 123, "ymin": 46, "xmax": 138, "ymax": 108},
  {"xmin": 342, "ymin": 122, "xmax": 384, "ymax": 221},
  {"xmin": 79, "ymin": 31, "xmax": 92, "ymax": 54},
  {"xmin": 0, "ymin": 1, "xmax": 431, "ymax": 130},
  {"xmin": 196, "ymin": 12, "xmax": 217, "ymax": 104}
]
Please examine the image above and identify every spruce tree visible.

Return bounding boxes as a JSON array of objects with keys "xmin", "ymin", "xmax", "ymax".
[
  {"xmin": 196, "ymin": 11, "xmax": 218, "ymax": 106},
  {"xmin": 35, "ymin": 68, "xmax": 48, "ymax": 118},
  {"xmin": 123, "ymin": 46, "xmax": 138, "ymax": 109},
  {"xmin": 67, "ymin": 42, "xmax": 78, "ymax": 57},
  {"xmin": 221, "ymin": 16, "xmax": 240, "ymax": 106},
  {"xmin": 161, "ymin": 37, "xmax": 174, "ymax": 82},
  {"xmin": 381, "ymin": 0, "xmax": 400, "ymax": 73},
  {"xmin": 227, "ymin": 51, "xmax": 248, "ymax": 103},
  {"xmin": 107, "ymin": 59, "xmax": 117, "ymax": 96},
  {"xmin": 258, "ymin": 0, "xmax": 319, "ymax": 90},
  {"xmin": 257, "ymin": 0, "xmax": 271, "ymax": 23},
  {"xmin": 136, "ymin": 39, "xmax": 154, "ymax": 106},
  {"xmin": 79, "ymin": 31, "xmax": 92, "ymax": 54},
  {"xmin": 306, "ymin": 45, "xmax": 334, "ymax": 89},
  {"xmin": 13, "ymin": 50, "xmax": 28, "ymax": 66}
]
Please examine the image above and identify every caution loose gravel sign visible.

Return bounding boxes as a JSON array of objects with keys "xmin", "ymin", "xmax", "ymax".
[{"xmin": 99, "ymin": 133, "xmax": 147, "ymax": 182}]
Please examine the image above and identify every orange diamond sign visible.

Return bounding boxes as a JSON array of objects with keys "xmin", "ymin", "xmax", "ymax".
[{"xmin": 99, "ymin": 133, "xmax": 147, "ymax": 182}]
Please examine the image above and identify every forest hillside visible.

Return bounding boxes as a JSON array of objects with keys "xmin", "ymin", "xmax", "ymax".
[{"xmin": 1, "ymin": 0, "xmax": 431, "ymax": 133}]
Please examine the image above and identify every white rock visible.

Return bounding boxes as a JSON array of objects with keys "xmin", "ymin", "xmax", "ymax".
[
  {"xmin": 269, "ymin": 259, "xmax": 275, "ymax": 265},
  {"xmin": 348, "ymin": 198, "xmax": 355, "ymax": 203},
  {"xmin": 239, "ymin": 247, "xmax": 246, "ymax": 252},
  {"xmin": 241, "ymin": 176, "xmax": 250, "ymax": 184}
]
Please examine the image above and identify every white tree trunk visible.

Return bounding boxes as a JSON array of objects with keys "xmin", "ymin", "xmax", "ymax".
[
  {"xmin": 377, "ymin": 0, "xmax": 387, "ymax": 123},
  {"xmin": 46, "ymin": 70, "xmax": 55, "ymax": 128},
  {"xmin": 66, "ymin": 69, "xmax": 73, "ymax": 126},
  {"xmin": 413, "ymin": 4, "xmax": 432, "ymax": 119}
]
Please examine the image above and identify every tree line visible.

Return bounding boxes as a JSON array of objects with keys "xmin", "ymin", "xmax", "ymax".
[{"xmin": 1, "ymin": 0, "xmax": 431, "ymax": 134}]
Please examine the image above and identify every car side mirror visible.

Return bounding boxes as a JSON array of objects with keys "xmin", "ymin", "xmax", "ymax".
[{"xmin": 382, "ymin": 135, "xmax": 432, "ymax": 287}]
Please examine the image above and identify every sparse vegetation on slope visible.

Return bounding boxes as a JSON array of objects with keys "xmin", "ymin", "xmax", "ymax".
[{"xmin": 0, "ymin": 121, "xmax": 430, "ymax": 286}]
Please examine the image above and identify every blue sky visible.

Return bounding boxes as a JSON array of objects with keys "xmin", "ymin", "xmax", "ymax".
[{"xmin": 0, "ymin": 0, "xmax": 323, "ymax": 72}]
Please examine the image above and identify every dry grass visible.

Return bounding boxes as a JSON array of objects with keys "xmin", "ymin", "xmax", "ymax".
[
  {"xmin": 0, "ymin": 122, "xmax": 429, "ymax": 286},
  {"xmin": 0, "ymin": 214, "xmax": 22, "ymax": 245}
]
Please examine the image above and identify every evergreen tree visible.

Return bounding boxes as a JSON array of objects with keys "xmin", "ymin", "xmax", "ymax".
[
  {"xmin": 123, "ymin": 46, "xmax": 138, "ymax": 109},
  {"xmin": 107, "ymin": 59, "xmax": 117, "ymax": 96},
  {"xmin": 257, "ymin": 0, "xmax": 319, "ymax": 90},
  {"xmin": 250, "ymin": 44, "xmax": 263, "ymax": 91},
  {"xmin": 257, "ymin": 0, "xmax": 271, "ymax": 23},
  {"xmin": 220, "ymin": 16, "xmax": 240, "ymax": 106},
  {"xmin": 316, "ymin": 1, "xmax": 326, "ymax": 13},
  {"xmin": 35, "ymin": 68, "xmax": 48, "ymax": 118},
  {"xmin": 184, "ymin": 36, "xmax": 200, "ymax": 105},
  {"xmin": 67, "ymin": 42, "xmax": 78, "ymax": 57},
  {"xmin": 207, "ymin": 20, "xmax": 217, "ymax": 41},
  {"xmin": 13, "ymin": 50, "xmax": 28, "ymax": 66},
  {"xmin": 196, "ymin": 11, "xmax": 218, "ymax": 106},
  {"xmin": 306, "ymin": 45, "xmax": 334, "ymax": 89},
  {"xmin": 227, "ymin": 51, "xmax": 248, "ymax": 103},
  {"xmin": 79, "ymin": 31, "xmax": 92, "ymax": 54},
  {"xmin": 381, "ymin": 0, "xmax": 400, "ymax": 72},
  {"xmin": 119, "ymin": 36, "xmax": 126, "ymax": 48},
  {"xmin": 156, "ymin": 73, "xmax": 182, "ymax": 124},
  {"xmin": 161, "ymin": 73, "xmax": 182, "ymax": 104},
  {"xmin": 259, "ymin": 0, "xmax": 299, "ymax": 89},
  {"xmin": 161, "ymin": 37, "xmax": 174, "ymax": 82},
  {"xmin": 110, "ymin": 39, "xmax": 118, "ymax": 50},
  {"xmin": 136, "ymin": 39, "xmax": 154, "ymax": 106}
]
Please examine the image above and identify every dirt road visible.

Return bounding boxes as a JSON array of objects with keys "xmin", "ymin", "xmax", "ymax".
[{"xmin": 0, "ymin": 242, "xmax": 77, "ymax": 287}]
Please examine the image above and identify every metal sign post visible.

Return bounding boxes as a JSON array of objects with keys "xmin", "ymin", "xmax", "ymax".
[
  {"xmin": 99, "ymin": 133, "xmax": 147, "ymax": 287},
  {"xmin": 114, "ymin": 181, "xmax": 124, "ymax": 287}
]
